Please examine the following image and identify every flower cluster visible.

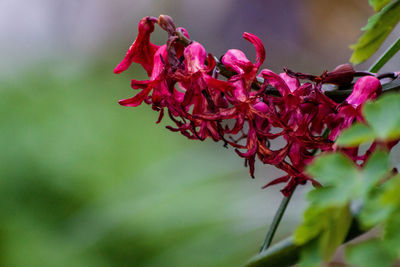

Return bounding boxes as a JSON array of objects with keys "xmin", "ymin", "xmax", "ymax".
[{"xmin": 114, "ymin": 15, "xmax": 382, "ymax": 195}]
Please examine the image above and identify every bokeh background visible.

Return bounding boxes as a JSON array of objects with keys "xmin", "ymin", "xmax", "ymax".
[{"xmin": 1, "ymin": 1, "xmax": 400, "ymax": 266}]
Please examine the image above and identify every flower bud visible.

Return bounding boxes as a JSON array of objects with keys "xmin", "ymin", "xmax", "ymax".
[
  {"xmin": 158, "ymin": 14, "xmax": 176, "ymax": 35},
  {"xmin": 323, "ymin": 64, "xmax": 355, "ymax": 86},
  {"xmin": 346, "ymin": 76, "xmax": 382, "ymax": 108}
]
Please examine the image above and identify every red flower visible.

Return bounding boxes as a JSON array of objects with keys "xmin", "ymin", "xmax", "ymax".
[
  {"xmin": 114, "ymin": 17, "xmax": 159, "ymax": 75},
  {"xmin": 114, "ymin": 15, "xmax": 386, "ymax": 195},
  {"xmin": 346, "ymin": 76, "xmax": 382, "ymax": 108}
]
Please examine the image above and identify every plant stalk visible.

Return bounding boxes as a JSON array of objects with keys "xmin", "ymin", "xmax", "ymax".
[
  {"xmin": 369, "ymin": 37, "xmax": 400, "ymax": 73},
  {"xmin": 259, "ymin": 188, "xmax": 295, "ymax": 252}
]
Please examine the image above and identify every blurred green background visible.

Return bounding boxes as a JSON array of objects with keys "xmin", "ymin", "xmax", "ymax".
[
  {"xmin": 1, "ymin": 61, "xmax": 305, "ymax": 266},
  {"xmin": 1, "ymin": 1, "xmax": 399, "ymax": 266}
]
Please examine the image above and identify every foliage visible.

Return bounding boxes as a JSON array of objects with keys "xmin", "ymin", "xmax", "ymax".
[
  {"xmin": 295, "ymin": 93, "xmax": 400, "ymax": 266},
  {"xmin": 350, "ymin": 0, "xmax": 400, "ymax": 64},
  {"xmin": 337, "ymin": 93, "xmax": 400, "ymax": 145},
  {"xmin": 369, "ymin": 0, "xmax": 393, "ymax": 11}
]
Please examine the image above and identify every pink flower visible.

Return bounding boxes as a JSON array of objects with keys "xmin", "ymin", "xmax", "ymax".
[
  {"xmin": 328, "ymin": 76, "xmax": 382, "ymax": 141},
  {"xmin": 118, "ymin": 44, "xmax": 169, "ymax": 107},
  {"xmin": 114, "ymin": 15, "xmax": 387, "ymax": 195},
  {"xmin": 346, "ymin": 76, "xmax": 382, "ymax": 108},
  {"xmin": 114, "ymin": 16, "xmax": 159, "ymax": 75}
]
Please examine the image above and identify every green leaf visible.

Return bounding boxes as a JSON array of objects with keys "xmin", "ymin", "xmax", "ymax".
[
  {"xmin": 298, "ymin": 239, "xmax": 321, "ymax": 267},
  {"xmin": 306, "ymin": 153, "xmax": 360, "ymax": 208},
  {"xmin": 361, "ymin": 149, "xmax": 390, "ymax": 197},
  {"xmin": 318, "ymin": 205, "xmax": 352, "ymax": 260},
  {"xmin": 363, "ymin": 93, "xmax": 400, "ymax": 141},
  {"xmin": 359, "ymin": 195, "xmax": 392, "ymax": 227},
  {"xmin": 296, "ymin": 205, "xmax": 352, "ymax": 265},
  {"xmin": 295, "ymin": 206, "xmax": 351, "ymax": 245},
  {"xmin": 307, "ymin": 185, "xmax": 354, "ymax": 208},
  {"xmin": 336, "ymin": 123, "xmax": 375, "ymax": 147},
  {"xmin": 346, "ymin": 239, "xmax": 395, "ymax": 267},
  {"xmin": 295, "ymin": 208, "xmax": 329, "ymax": 244},
  {"xmin": 359, "ymin": 174, "xmax": 400, "ymax": 229},
  {"xmin": 381, "ymin": 174, "xmax": 400, "ymax": 205},
  {"xmin": 306, "ymin": 153, "xmax": 359, "ymax": 187},
  {"xmin": 369, "ymin": 0, "xmax": 393, "ymax": 11},
  {"xmin": 359, "ymin": 174, "xmax": 400, "ymax": 228},
  {"xmin": 350, "ymin": 0, "xmax": 400, "ymax": 64},
  {"xmin": 383, "ymin": 212, "xmax": 400, "ymax": 255}
]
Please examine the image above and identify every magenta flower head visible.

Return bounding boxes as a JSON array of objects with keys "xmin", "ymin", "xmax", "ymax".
[
  {"xmin": 114, "ymin": 16, "xmax": 159, "ymax": 75},
  {"xmin": 222, "ymin": 32, "xmax": 265, "ymax": 74},
  {"xmin": 346, "ymin": 76, "xmax": 382, "ymax": 108},
  {"xmin": 114, "ymin": 14, "xmax": 391, "ymax": 196},
  {"xmin": 222, "ymin": 32, "xmax": 265, "ymax": 100}
]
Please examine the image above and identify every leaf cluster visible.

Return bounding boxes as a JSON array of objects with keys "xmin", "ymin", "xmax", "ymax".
[
  {"xmin": 350, "ymin": 0, "xmax": 400, "ymax": 64},
  {"xmin": 295, "ymin": 93, "xmax": 400, "ymax": 266}
]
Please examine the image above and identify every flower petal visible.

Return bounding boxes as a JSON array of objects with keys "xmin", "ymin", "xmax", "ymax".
[
  {"xmin": 279, "ymin": 72, "xmax": 300, "ymax": 93},
  {"xmin": 259, "ymin": 69, "xmax": 291, "ymax": 96},
  {"xmin": 243, "ymin": 32, "xmax": 266, "ymax": 68},
  {"xmin": 114, "ymin": 16, "xmax": 159, "ymax": 75},
  {"xmin": 346, "ymin": 76, "xmax": 382, "ymax": 108},
  {"xmin": 184, "ymin": 42, "xmax": 207, "ymax": 73}
]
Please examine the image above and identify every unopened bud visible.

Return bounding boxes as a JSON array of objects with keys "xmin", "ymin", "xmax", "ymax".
[
  {"xmin": 346, "ymin": 76, "xmax": 381, "ymax": 108},
  {"xmin": 158, "ymin": 14, "xmax": 176, "ymax": 35},
  {"xmin": 323, "ymin": 64, "xmax": 355, "ymax": 86}
]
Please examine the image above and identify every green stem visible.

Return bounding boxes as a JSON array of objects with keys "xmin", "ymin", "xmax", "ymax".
[
  {"xmin": 247, "ymin": 216, "xmax": 364, "ymax": 267},
  {"xmin": 258, "ymin": 126, "xmax": 332, "ymax": 253},
  {"xmin": 259, "ymin": 189, "xmax": 296, "ymax": 252},
  {"xmin": 369, "ymin": 37, "xmax": 400, "ymax": 73}
]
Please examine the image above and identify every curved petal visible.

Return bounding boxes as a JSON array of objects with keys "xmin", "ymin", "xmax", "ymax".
[
  {"xmin": 119, "ymin": 86, "xmax": 152, "ymax": 107},
  {"xmin": 114, "ymin": 16, "xmax": 159, "ymax": 75},
  {"xmin": 222, "ymin": 49, "xmax": 253, "ymax": 74},
  {"xmin": 150, "ymin": 45, "xmax": 168, "ymax": 80},
  {"xmin": 262, "ymin": 175, "xmax": 291, "ymax": 189},
  {"xmin": 184, "ymin": 42, "xmax": 207, "ymax": 73},
  {"xmin": 279, "ymin": 72, "xmax": 300, "ymax": 93},
  {"xmin": 194, "ymin": 107, "xmax": 237, "ymax": 120},
  {"xmin": 346, "ymin": 76, "xmax": 382, "ymax": 108},
  {"xmin": 131, "ymin": 79, "xmax": 150, "ymax": 89},
  {"xmin": 243, "ymin": 32, "xmax": 266, "ymax": 68},
  {"xmin": 259, "ymin": 69, "xmax": 291, "ymax": 96}
]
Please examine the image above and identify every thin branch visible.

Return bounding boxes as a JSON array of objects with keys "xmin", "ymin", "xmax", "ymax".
[
  {"xmin": 259, "ymin": 188, "xmax": 295, "ymax": 252},
  {"xmin": 369, "ymin": 36, "xmax": 400, "ymax": 73},
  {"xmin": 246, "ymin": 217, "xmax": 364, "ymax": 267}
]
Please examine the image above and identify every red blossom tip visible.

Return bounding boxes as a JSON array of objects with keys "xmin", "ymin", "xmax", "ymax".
[
  {"xmin": 184, "ymin": 42, "xmax": 207, "ymax": 73},
  {"xmin": 346, "ymin": 76, "xmax": 382, "ymax": 108},
  {"xmin": 113, "ymin": 16, "xmax": 159, "ymax": 75},
  {"xmin": 323, "ymin": 64, "xmax": 355, "ymax": 86},
  {"xmin": 259, "ymin": 69, "xmax": 291, "ymax": 96},
  {"xmin": 243, "ymin": 32, "xmax": 265, "ymax": 68},
  {"xmin": 158, "ymin": 14, "xmax": 176, "ymax": 35},
  {"xmin": 222, "ymin": 49, "xmax": 253, "ymax": 74}
]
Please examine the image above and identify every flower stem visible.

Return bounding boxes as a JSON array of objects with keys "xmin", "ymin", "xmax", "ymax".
[
  {"xmin": 259, "ymin": 187, "xmax": 296, "ymax": 252},
  {"xmin": 248, "ymin": 217, "xmax": 364, "ymax": 267},
  {"xmin": 369, "ymin": 36, "xmax": 400, "ymax": 73},
  {"xmin": 259, "ymin": 126, "xmax": 331, "ymax": 253}
]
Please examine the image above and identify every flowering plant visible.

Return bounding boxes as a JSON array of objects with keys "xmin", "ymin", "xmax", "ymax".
[{"xmin": 114, "ymin": 2, "xmax": 400, "ymax": 265}]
